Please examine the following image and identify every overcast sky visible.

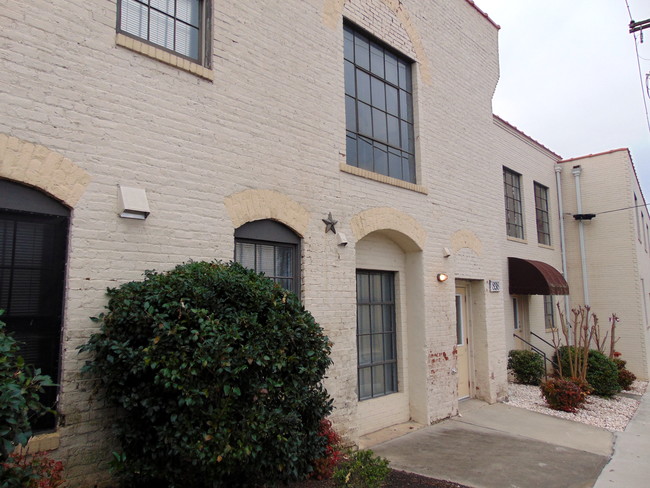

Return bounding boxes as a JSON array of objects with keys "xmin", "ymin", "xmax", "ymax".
[{"xmin": 475, "ymin": 0, "xmax": 650, "ymax": 199}]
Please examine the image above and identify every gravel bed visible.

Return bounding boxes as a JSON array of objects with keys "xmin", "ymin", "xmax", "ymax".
[{"xmin": 504, "ymin": 380, "xmax": 648, "ymax": 432}]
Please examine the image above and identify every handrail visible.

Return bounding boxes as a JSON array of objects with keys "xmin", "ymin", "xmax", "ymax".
[
  {"xmin": 512, "ymin": 333, "xmax": 558, "ymax": 378},
  {"xmin": 530, "ymin": 331, "xmax": 555, "ymax": 349}
]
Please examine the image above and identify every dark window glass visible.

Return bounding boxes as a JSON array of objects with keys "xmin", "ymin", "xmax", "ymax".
[
  {"xmin": 0, "ymin": 206, "xmax": 69, "ymax": 432},
  {"xmin": 503, "ymin": 167, "xmax": 524, "ymax": 239},
  {"xmin": 534, "ymin": 182, "xmax": 551, "ymax": 245},
  {"xmin": 118, "ymin": 0, "xmax": 206, "ymax": 64},
  {"xmin": 544, "ymin": 296, "xmax": 555, "ymax": 330},
  {"xmin": 234, "ymin": 220, "xmax": 300, "ymax": 296},
  {"xmin": 344, "ymin": 24, "xmax": 415, "ymax": 183},
  {"xmin": 357, "ymin": 270, "xmax": 397, "ymax": 400}
]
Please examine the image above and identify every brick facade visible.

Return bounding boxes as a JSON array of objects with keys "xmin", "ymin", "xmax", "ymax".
[{"xmin": 1, "ymin": 1, "xmax": 647, "ymax": 485}]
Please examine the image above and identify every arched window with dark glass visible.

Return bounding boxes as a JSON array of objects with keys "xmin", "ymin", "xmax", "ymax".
[
  {"xmin": 0, "ymin": 179, "xmax": 69, "ymax": 431},
  {"xmin": 234, "ymin": 220, "xmax": 301, "ymax": 296}
]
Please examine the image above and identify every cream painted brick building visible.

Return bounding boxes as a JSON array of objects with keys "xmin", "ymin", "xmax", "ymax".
[{"xmin": 1, "ymin": 1, "xmax": 648, "ymax": 485}]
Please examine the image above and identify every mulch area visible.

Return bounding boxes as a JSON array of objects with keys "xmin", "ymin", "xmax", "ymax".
[{"xmin": 288, "ymin": 469, "xmax": 471, "ymax": 488}]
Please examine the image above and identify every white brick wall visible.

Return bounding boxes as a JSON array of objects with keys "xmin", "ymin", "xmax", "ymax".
[
  {"xmin": 0, "ymin": 1, "xmax": 520, "ymax": 484},
  {"xmin": 560, "ymin": 150, "xmax": 650, "ymax": 379}
]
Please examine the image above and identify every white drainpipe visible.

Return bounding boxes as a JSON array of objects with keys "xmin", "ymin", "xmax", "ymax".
[
  {"xmin": 555, "ymin": 165, "xmax": 570, "ymax": 319},
  {"xmin": 572, "ymin": 165, "xmax": 590, "ymax": 306}
]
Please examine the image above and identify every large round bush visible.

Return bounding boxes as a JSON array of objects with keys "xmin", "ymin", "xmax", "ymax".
[
  {"xmin": 554, "ymin": 347, "xmax": 621, "ymax": 397},
  {"xmin": 507, "ymin": 349, "xmax": 545, "ymax": 385},
  {"xmin": 81, "ymin": 261, "xmax": 333, "ymax": 487}
]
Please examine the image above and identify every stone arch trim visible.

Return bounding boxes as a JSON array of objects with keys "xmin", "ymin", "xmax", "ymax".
[
  {"xmin": 351, "ymin": 207, "xmax": 426, "ymax": 252},
  {"xmin": 0, "ymin": 134, "xmax": 91, "ymax": 208},
  {"xmin": 322, "ymin": 0, "xmax": 432, "ymax": 84},
  {"xmin": 224, "ymin": 189, "xmax": 310, "ymax": 237},
  {"xmin": 451, "ymin": 229, "xmax": 483, "ymax": 256}
]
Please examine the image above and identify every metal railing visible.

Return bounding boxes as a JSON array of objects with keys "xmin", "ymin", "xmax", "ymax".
[{"xmin": 512, "ymin": 333, "xmax": 558, "ymax": 379}]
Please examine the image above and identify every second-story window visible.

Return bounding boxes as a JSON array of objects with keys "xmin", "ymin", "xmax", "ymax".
[
  {"xmin": 344, "ymin": 24, "xmax": 415, "ymax": 183},
  {"xmin": 118, "ymin": 0, "xmax": 207, "ymax": 64},
  {"xmin": 534, "ymin": 182, "xmax": 551, "ymax": 245},
  {"xmin": 504, "ymin": 167, "xmax": 524, "ymax": 239}
]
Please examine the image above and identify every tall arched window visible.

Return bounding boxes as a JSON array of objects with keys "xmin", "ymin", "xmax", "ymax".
[
  {"xmin": 1, "ymin": 179, "xmax": 69, "ymax": 431},
  {"xmin": 234, "ymin": 219, "xmax": 301, "ymax": 296}
]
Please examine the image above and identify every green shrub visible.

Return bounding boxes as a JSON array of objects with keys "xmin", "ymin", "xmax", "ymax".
[
  {"xmin": 507, "ymin": 350, "xmax": 545, "ymax": 385},
  {"xmin": 80, "ymin": 261, "xmax": 333, "ymax": 488},
  {"xmin": 554, "ymin": 347, "xmax": 621, "ymax": 397},
  {"xmin": 540, "ymin": 378, "xmax": 588, "ymax": 413},
  {"xmin": 586, "ymin": 350, "xmax": 621, "ymax": 397},
  {"xmin": 333, "ymin": 450, "xmax": 390, "ymax": 488},
  {"xmin": 0, "ymin": 313, "xmax": 55, "ymax": 462}
]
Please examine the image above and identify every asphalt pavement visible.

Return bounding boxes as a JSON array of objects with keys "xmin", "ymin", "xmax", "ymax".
[{"xmin": 365, "ymin": 393, "xmax": 650, "ymax": 488}]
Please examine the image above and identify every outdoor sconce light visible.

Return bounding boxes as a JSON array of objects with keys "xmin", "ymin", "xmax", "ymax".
[
  {"xmin": 118, "ymin": 185, "xmax": 150, "ymax": 220},
  {"xmin": 437, "ymin": 273, "xmax": 449, "ymax": 282}
]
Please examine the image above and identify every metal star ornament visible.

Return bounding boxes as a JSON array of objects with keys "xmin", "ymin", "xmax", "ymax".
[{"xmin": 322, "ymin": 212, "xmax": 338, "ymax": 234}]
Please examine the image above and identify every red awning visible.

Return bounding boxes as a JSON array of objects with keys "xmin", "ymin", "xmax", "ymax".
[{"xmin": 508, "ymin": 257, "xmax": 569, "ymax": 295}]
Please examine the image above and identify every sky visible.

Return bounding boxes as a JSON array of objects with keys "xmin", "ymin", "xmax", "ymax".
[{"xmin": 475, "ymin": 0, "xmax": 650, "ymax": 199}]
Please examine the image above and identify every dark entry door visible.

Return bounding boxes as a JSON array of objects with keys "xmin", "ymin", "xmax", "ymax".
[{"xmin": 1, "ymin": 207, "xmax": 69, "ymax": 431}]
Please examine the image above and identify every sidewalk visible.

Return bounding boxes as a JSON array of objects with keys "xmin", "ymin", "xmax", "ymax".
[
  {"xmin": 367, "ymin": 397, "xmax": 633, "ymax": 488},
  {"xmin": 593, "ymin": 391, "xmax": 650, "ymax": 487}
]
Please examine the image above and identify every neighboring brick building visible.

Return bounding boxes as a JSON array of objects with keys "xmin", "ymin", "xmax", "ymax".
[{"xmin": 0, "ymin": 1, "xmax": 647, "ymax": 485}]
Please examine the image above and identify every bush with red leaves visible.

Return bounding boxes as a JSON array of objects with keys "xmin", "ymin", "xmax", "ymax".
[
  {"xmin": 310, "ymin": 419, "xmax": 342, "ymax": 480},
  {"xmin": 1, "ymin": 451, "xmax": 66, "ymax": 487}
]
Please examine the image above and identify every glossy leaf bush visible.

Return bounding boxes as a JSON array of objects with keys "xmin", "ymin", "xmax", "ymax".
[
  {"xmin": 0, "ymin": 314, "xmax": 54, "ymax": 462},
  {"xmin": 507, "ymin": 350, "xmax": 545, "ymax": 385},
  {"xmin": 80, "ymin": 261, "xmax": 333, "ymax": 487},
  {"xmin": 554, "ymin": 347, "xmax": 621, "ymax": 397}
]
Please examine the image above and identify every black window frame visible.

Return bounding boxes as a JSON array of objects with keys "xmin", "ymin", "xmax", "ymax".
[
  {"xmin": 356, "ymin": 269, "xmax": 398, "ymax": 401},
  {"xmin": 534, "ymin": 182, "xmax": 551, "ymax": 246},
  {"xmin": 344, "ymin": 22, "xmax": 416, "ymax": 184},
  {"xmin": 503, "ymin": 167, "xmax": 524, "ymax": 239},
  {"xmin": 234, "ymin": 220, "xmax": 301, "ymax": 297},
  {"xmin": 117, "ymin": 0, "xmax": 210, "ymax": 66},
  {"xmin": 1, "ymin": 179, "xmax": 70, "ymax": 432}
]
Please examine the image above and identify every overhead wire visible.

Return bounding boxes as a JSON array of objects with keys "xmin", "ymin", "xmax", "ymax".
[{"xmin": 625, "ymin": 0, "xmax": 650, "ymax": 133}]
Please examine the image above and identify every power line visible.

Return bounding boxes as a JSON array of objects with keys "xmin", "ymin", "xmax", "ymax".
[
  {"xmin": 625, "ymin": 0, "xmax": 650, "ymax": 133},
  {"xmin": 596, "ymin": 203, "xmax": 649, "ymax": 216}
]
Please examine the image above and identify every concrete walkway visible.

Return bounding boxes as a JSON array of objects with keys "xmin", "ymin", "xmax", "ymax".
[
  {"xmin": 593, "ymin": 392, "xmax": 650, "ymax": 487},
  {"xmin": 367, "ymin": 396, "xmax": 646, "ymax": 488}
]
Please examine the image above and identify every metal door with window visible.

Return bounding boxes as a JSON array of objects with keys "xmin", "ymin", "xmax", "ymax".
[{"xmin": 455, "ymin": 285, "xmax": 470, "ymax": 398}]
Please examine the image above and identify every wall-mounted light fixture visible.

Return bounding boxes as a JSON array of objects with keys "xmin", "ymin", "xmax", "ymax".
[
  {"xmin": 437, "ymin": 273, "xmax": 449, "ymax": 282},
  {"xmin": 118, "ymin": 185, "xmax": 150, "ymax": 220}
]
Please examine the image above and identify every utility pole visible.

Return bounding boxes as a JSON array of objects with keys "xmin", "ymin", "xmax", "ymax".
[{"xmin": 630, "ymin": 18, "xmax": 650, "ymax": 40}]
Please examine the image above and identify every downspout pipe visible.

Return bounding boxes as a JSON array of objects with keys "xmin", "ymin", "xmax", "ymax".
[
  {"xmin": 555, "ymin": 165, "xmax": 570, "ymax": 319},
  {"xmin": 572, "ymin": 165, "xmax": 590, "ymax": 306}
]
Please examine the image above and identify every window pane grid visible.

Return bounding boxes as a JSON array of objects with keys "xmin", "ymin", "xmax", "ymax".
[
  {"xmin": 119, "ymin": 0, "xmax": 202, "ymax": 61},
  {"xmin": 344, "ymin": 24, "xmax": 415, "ymax": 184},
  {"xmin": 235, "ymin": 239, "xmax": 296, "ymax": 293},
  {"xmin": 534, "ymin": 182, "xmax": 551, "ymax": 245},
  {"xmin": 503, "ymin": 168, "xmax": 524, "ymax": 239},
  {"xmin": 357, "ymin": 270, "xmax": 397, "ymax": 400}
]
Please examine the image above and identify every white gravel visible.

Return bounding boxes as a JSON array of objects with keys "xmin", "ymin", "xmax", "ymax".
[{"xmin": 504, "ymin": 380, "xmax": 648, "ymax": 432}]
